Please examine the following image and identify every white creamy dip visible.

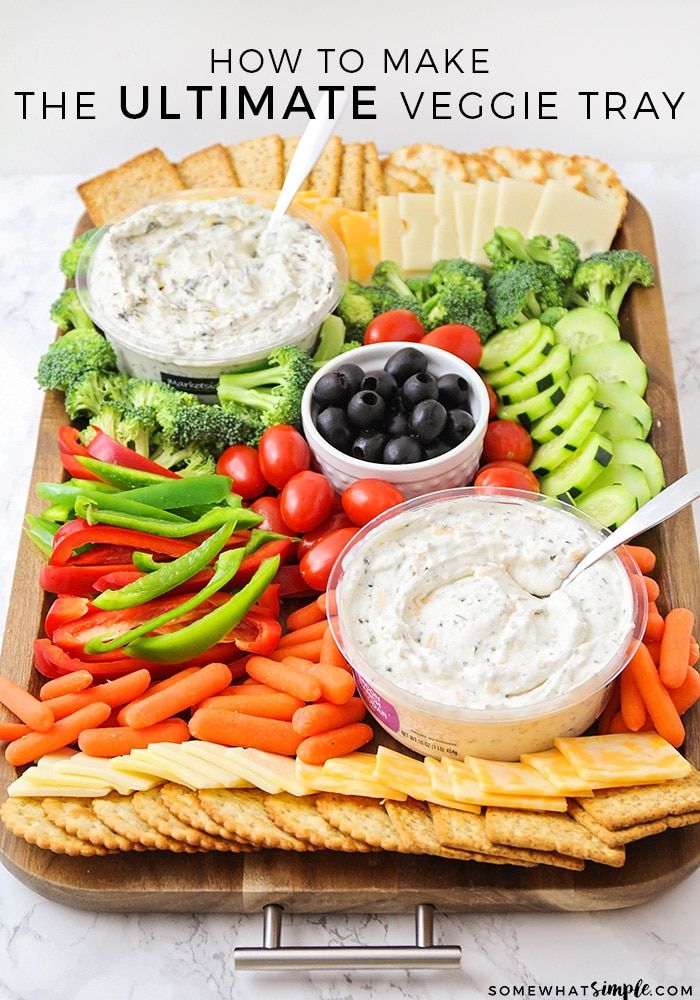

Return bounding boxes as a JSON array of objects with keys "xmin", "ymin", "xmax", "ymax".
[
  {"xmin": 340, "ymin": 496, "xmax": 634, "ymax": 710},
  {"xmin": 86, "ymin": 197, "xmax": 339, "ymax": 361}
]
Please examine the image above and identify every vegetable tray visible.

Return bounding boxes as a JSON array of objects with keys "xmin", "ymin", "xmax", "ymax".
[{"xmin": 1, "ymin": 195, "xmax": 699, "ymax": 913}]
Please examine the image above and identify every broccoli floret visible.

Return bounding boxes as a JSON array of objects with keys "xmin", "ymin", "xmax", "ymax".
[
  {"xmin": 337, "ymin": 340, "xmax": 362, "ymax": 355},
  {"xmin": 427, "ymin": 258, "xmax": 489, "ymax": 294},
  {"xmin": 215, "ymin": 406, "xmax": 266, "ymax": 449},
  {"xmin": 64, "ymin": 370, "xmax": 130, "ymax": 420},
  {"xmin": 312, "ymin": 315, "xmax": 348, "ymax": 368},
  {"xmin": 150, "ymin": 438, "xmax": 217, "ymax": 475},
  {"xmin": 217, "ymin": 345, "xmax": 315, "ymax": 429},
  {"xmin": 539, "ymin": 306, "xmax": 569, "ymax": 327},
  {"xmin": 484, "ymin": 228, "xmax": 580, "ymax": 280},
  {"xmin": 80, "ymin": 402, "xmax": 124, "ymax": 445},
  {"xmin": 570, "ymin": 250, "xmax": 654, "ymax": 318},
  {"xmin": 487, "ymin": 263, "xmax": 566, "ymax": 329},
  {"xmin": 117, "ymin": 405, "xmax": 158, "ymax": 457},
  {"xmin": 50, "ymin": 288, "xmax": 95, "ymax": 333},
  {"xmin": 36, "ymin": 328, "xmax": 117, "ymax": 392},
  {"xmin": 60, "ymin": 229, "xmax": 97, "ymax": 280},
  {"xmin": 176, "ymin": 451, "xmax": 217, "ymax": 477},
  {"xmin": 406, "ymin": 276, "xmax": 430, "ymax": 302},
  {"xmin": 423, "ymin": 278, "xmax": 495, "ymax": 341},
  {"xmin": 371, "ymin": 260, "xmax": 415, "ymax": 299},
  {"xmin": 335, "ymin": 281, "xmax": 375, "ymax": 339}
]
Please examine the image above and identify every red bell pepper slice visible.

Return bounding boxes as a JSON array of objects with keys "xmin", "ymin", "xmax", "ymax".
[
  {"xmin": 228, "ymin": 610, "xmax": 282, "ymax": 654},
  {"xmin": 236, "ymin": 539, "xmax": 292, "ymax": 582},
  {"xmin": 87, "ymin": 428, "xmax": 179, "ymax": 478},
  {"xmin": 58, "ymin": 426, "xmax": 102, "ymax": 480},
  {"xmin": 44, "ymin": 597, "xmax": 91, "ymax": 638},
  {"xmin": 69, "ymin": 545, "xmax": 145, "ymax": 566},
  {"xmin": 51, "ymin": 519, "xmax": 196, "ymax": 566},
  {"xmin": 40, "ymin": 563, "xmax": 137, "ymax": 597},
  {"xmin": 274, "ymin": 564, "xmax": 314, "ymax": 598},
  {"xmin": 257, "ymin": 583, "xmax": 281, "ymax": 618},
  {"xmin": 93, "ymin": 570, "xmax": 145, "ymax": 593}
]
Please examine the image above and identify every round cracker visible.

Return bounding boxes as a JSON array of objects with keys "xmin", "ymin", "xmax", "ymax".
[
  {"xmin": 1, "ymin": 797, "xmax": 112, "ymax": 857},
  {"xmin": 198, "ymin": 788, "xmax": 313, "ymax": 851},
  {"xmin": 132, "ymin": 788, "xmax": 236, "ymax": 852},
  {"xmin": 264, "ymin": 793, "xmax": 374, "ymax": 852},
  {"xmin": 92, "ymin": 793, "xmax": 200, "ymax": 852},
  {"xmin": 41, "ymin": 797, "xmax": 143, "ymax": 852},
  {"xmin": 159, "ymin": 783, "xmax": 257, "ymax": 850}
]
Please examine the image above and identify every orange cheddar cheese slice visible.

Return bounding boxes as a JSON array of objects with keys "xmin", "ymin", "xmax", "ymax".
[
  {"xmin": 520, "ymin": 749, "xmax": 594, "ymax": 796},
  {"xmin": 467, "ymin": 756, "xmax": 564, "ymax": 797},
  {"xmin": 296, "ymin": 758, "xmax": 407, "ymax": 800},
  {"xmin": 445, "ymin": 758, "xmax": 569, "ymax": 812},
  {"xmin": 339, "ymin": 210, "xmax": 380, "ymax": 284},
  {"xmin": 554, "ymin": 733, "xmax": 692, "ymax": 786},
  {"xmin": 373, "ymin": 747, "xmax": 480, "ymax": 813}
]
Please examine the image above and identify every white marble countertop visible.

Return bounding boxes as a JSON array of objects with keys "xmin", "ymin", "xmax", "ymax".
[{"xmin": 0, "ymin": 168, "xmax": 698, "ymax": 999}]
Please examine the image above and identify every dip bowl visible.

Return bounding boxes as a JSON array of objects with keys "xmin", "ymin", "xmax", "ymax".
[{"xmin": 328, "ymin": 487, "xmax": 648, "ymax": 761}]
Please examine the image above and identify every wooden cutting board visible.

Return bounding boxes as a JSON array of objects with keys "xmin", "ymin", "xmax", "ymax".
[{"xmin": 0, "ymin": 195, "xmax": 698, "ymax": 912}]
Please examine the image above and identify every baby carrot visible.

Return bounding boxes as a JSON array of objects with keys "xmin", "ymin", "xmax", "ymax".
[
  {"xmin": 39, "ymin": 670, "xmax": 93, "ymax": 701},
  {"xmin": 0, "ymin": 676, "xmax": 54, "ymax": 732},
  {"xmin": 628, "ymin": 644, "xmax": 685, "ymax": 747},
  {"xmin": 296, "ymin": 722, "xmax": 374, "ymax": 765},
  {"xmin": 642, "ymin": 576, "xmax": 660, "ymax": 603},
  {"xmin": 245, "ymin": 656, "xmax": 322, "ymax": 702},
  {"xmin": 622, "ymin": 544, "xmax": 656, "ymax": 574},
  {"xmin": 116, "ymin": 667, "xmax": 200, "ymax": 725},
  {"xmin": 319, "ymin": 625, "xmax": 349, "ymax": 670},
  {"xmin": 644, "ymin": 641, "xmax": 661, "ymax": 665},
  {"xmin": 229, "ymin": 683, "xmax": 276, "ymax": 696},
  {"xmin": 5, "ymin": 701, "xmax": 112, "ymax": 767},
  {"xmin": 123, "ymin": 662, "xmax": 232, "ymax": 729},
  {"xmin": 292, "ymin": 697, "xmax": 366, "ymax": 738},
  {"xmin": 690, "ymin": 637, "xmax": 699, "ymax": 666},
  {"xmin": 283, "ymin": 657, "xmax": 355, "ymax": 705},
  {"xmin": 597, "ymin": 678, "xmax": 621, "ymax": 735},
  {"xmin": 266, "ymin": 639, "xmax": 323, "ymax": 663},
  {"xmin": 659, "ymin": 608, "xmax": 695, "ymax": 689},
  {"xmin": 0, "ymin": 722, "xmax": 31, "ymax": 741},
  {"xmin": 643, "ymin": 602, "xmax": 665, "ymax": 642},
  {"xmin": 620, "ymin": 666, "xmax": 647, "ymax": 731},
  {"xmin": 668, "ymin": 668, "xmax": 700, "ymax": 715},
  {"xmin": 78, "ymin": 718, "xmax": 190, "ymax": 757},
  {"xmin": 285, "ymin": 600, "xmax": 327, "ymax": 631},
  {"xmin": 278, "ymin": 619, "xmax": 328, "ymax": 648},
  {"xmin": 608, "ymin": 711, "xmax": 632, "ymax": 734},
  {"xmin": 189, "ymin": 708, "xmax": 303, "ymax": 756},
  {"xmin": 44, "ymin": 669, "xmax": 152, "ymax": 720},
  {"xmin": 197, "ymin": 691, "xmax": 304, "ymax": 720}
]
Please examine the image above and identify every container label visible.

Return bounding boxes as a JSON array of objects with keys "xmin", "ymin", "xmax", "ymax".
[
  {"xmin": 353, "ymin": 672, "xmax": 400, "ymax": 732},
  {"xmin": 160, "ymin": 372, "xmax": 219, "ymax": 395}
]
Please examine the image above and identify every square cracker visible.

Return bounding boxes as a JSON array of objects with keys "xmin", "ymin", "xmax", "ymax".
[
  {"xmin": 363, "ymin": 142, "xmax": 385, "ymax": 210},
  {"xmin": 159, "ymin": 782, "xmax": 256, "ymax": 848},
  {"xmin": 198, "ymin": 788, "xmax": 313, "ymax": 850},
  {"xmin": 132, "ymin": 788, "xmax": 236, "ymax": 852},
  {"xmin": 1, "ymin": 797, "xmax": 112, "ymax": 857},
  {"xmin": 282, "ymin": 136, "xmax": 311, "ymax": 190},
  {"xmin": 264, "ymin": 793, "xmax": 374, "ymax": 852},
  {"xmin": 92, "ymin": 794, "xmax": 200, "ymax": 852},
  {"xmin": 484, "ymin": 807, "xmax": 626, "ymax": 867},
  {"xmin": 77, "ymin": 148, "xmax": 185, "ymax": 226},
  {"xmin": 310, "ymin": 136, "xmax": 344, "ymax": 197},
  {"xmin": 576, "ymin": 771, "xmax": 700, "ymax": 830},
  {"xmin": 316, "ymin": 793, "xmax": 406, "ymax": 852},
  {"xmin": 429, "ymin": 805, "xmax": 584, "ymax": 870},
  {"xmin": 569, "ymin": 802, "xmax": 668, "ymax": 847},
  {"xmin": 177, "ymin": 143, "xmax": 238, "ymax": 188},
  {"xmin": 41, "ymin": 797, "xmax": 142, "ymax": 852},
  {"xmin": 228, "ymin": 135, "xmax": 283, "ymax": 190},
  {"xmin": 338, "ymin": 142, "xmax": 364, "ymax": 211}
]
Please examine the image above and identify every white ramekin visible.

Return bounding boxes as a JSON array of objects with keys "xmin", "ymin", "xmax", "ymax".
[{"xmin": 301, "ymin": 342, "xmax": 489, "ymax": 498}]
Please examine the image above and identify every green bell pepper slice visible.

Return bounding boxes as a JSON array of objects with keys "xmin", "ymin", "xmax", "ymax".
[
  {"xmin": 37, "ymin": 482, "xmax": 186, "ymax": 523},
  {"xmin": 119, "ymin": 475, "xmax": 233, "ymax": 511},
  {"xmin": 74, "ymin": 496, "xmax": 262, "ymax": 537},
  {"xmin": 76, "ymin": 456, "xmax": 173, "ymax": 489},
  {"xmin": 24, "ymin": 514, "xmax": 59, "ymax": 557}
]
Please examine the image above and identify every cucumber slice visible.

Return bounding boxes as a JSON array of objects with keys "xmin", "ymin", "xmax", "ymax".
[
  {"xmin": 613, "ymin": 439, "xmax": 666, "ymax": 496},
  {"xmin": 529, "ymin": 402, "xmax": 604, "ymax": 477},
  {"xmin": 576, "ymin": 484, "xmax": 637, "ymax": 529},
  {"xmin": 480, "ymin": 319, "xmax": 543, "ymax": 372},
  {"xmin": 591, "ymin": 463, "xmax": 652, "ymax": 509},
  {"xmin": 554, "ymin": 307, "xmax": 620, "ymax": 354},
  {"xmin": 570, "ymin": 341, "xmax": 648, "ymax": 396},
  {"xmin": 498, "ymin": 344, "xmax": 571, "ymax": 405},
  {"xmin": 595, "ymin": 381, "xmax": 653, "ymax": 437},
  {"xmin": 487, "ymin": 327, "xmax": 556, "ymax": 389},
  {"xmin": 530, "ymin": 374, "xmax": 598, "ymax": 443},
  {"xmin": 497, "ymin": 376, "xmax": 570, "ymax": 429},
  {"xmin": 595, "ymin": 408, "xmax": 645, "ymax": 442},
  {"xmin": 540, "ymin": 432, "xmax": 614, "ymax": 500}
]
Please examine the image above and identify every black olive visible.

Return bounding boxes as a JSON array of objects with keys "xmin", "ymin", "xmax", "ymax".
[
  {"xmin": 409, "ymin": 399, "xmax": 448, "ymax": 442},
  {"xmin": 361, "ymin": 370, "xmax": 397, "ymax": 403},
  {"xmin": 386, "ymin": 410, "xmax": 410, "ymax": 436},
  {"xmin": 384, "ymin": 347, "xmax": 428, "ymax": 385},
  {"xmin": 347, "ymin": 390, "xmax": 386, "ymax": 428},
  {"xmin": 352, "ymin": 430, "xmax": 388, "ymax": 463},
  {"xmin": 313, "ymin": 370, "xmax": 354, "ymax": 408},
  {"xmin": 444, "ymin": 408, "xmax": 476, "ymax": 445},
  {"xmin": 402, "ymin": 371, "xmax": 439, "ymax": 407},
  {"xmin": 437, "ymin": 373, "xmax": 471, "ymax": 410},
  {"xmin": 336, "ymin": 363, "xmax": 365, "ymax": 395},
  {"xmin": 383, "ymin": 435, "xmax": 423, "ymax": 464},
  {"xmin": 315, "ymin": 407, "xmax": 354, "ymax": 452},
  {"xmin": 424, "ymin": 440, "xmax": 453, "ymax": 460}
]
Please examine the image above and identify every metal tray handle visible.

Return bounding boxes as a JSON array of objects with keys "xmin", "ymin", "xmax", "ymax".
[{"xmin": 233, "ymin": 903, "xmax": 462, "ymax": 971}]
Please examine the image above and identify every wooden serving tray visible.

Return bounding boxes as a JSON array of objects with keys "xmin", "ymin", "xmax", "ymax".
[{"xmin": 0, "ymin": 195, "xmax": 698, "ymax": 913}]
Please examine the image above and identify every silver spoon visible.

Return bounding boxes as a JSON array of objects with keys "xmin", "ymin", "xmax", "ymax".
[{"xmin": 561, "ymin": 466, "xmax": 700, "ymax": 589}]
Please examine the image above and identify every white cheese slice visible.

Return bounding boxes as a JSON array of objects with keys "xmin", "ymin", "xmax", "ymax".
[
  {"xmin": 494, "ymin": 178, "xmax": 545, "ymax": 234},
  {"xmin": 398, "ymin": 193, "xmax": 436, "ymax": 272},
  {"xmin": 175, "ymin": 741, "xmax": 254, "ymax": 788},
  {"xmin": 224, "ymin": 748, "xmax": 315, "ymax": 797},
  {"xmin": 433, "ymin": 180, "xmax": 469, "ymax": 261},
  {"xmin": 528, "ymin": 180, "xmax": 622, "ymax": 255},
  {"xmin": 8, "ymin": 776, "xmax": 111, "ymax": 798},
  {"xmin": 126, "ymin": 747, "xmax": 215, "ymax": 789},
  {"xmin": 470, "ymin": 180, "xmax": 500, "ymax": 265},
  {"xmin": 377, "ymin": 195, "xmax": 404, "ymax": 263},
  {"xmin": 53, "ymin": 752, "xmax": 161, "ymax": 793},
  {"xmin": 454, "ymin": 186, "xmax": 479, "ymax": 258}
]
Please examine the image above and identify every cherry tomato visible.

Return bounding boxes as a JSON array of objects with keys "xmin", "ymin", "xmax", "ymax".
[
  {"xmin": 249, "ymin": 496, "xmax": 292, "ymax": 535},
  {"xmin": 484, "ymin": 381, "xmax": 498, "ymax": 420},
  {"xmin": 474, "ymin": 463, "xmax": 540, "ymax": 492},
  {"xmin": 364, "ymin": 310, "xmax": 425, "ymax": 345},
  {"xmin": 482, "ymin": 420, "xmax": 534, "ymax": 465},
  {"xmin": 280, "ymin": 471, "xmax": 335, "ymax": 533},
  {"xmin": 420, "ymin": 325, "xmax": 482, "ymax": 367},
  {"xmin": 258, "ymin": 425, "xmax": 310, "ymax": 489},
  {"xmin": 341, "ymin": 479, "xmax": 406, "ymax": 527},
  {"xmin": 216, "ymin": 445, "xmax": 267, "ymax": 500},
  {"xmin": 299, "ymin": 527, "xmax": 359, "ymax": 591},
  {"xmin": 297, "ymin": 512, "xmax": 354, "ymax": 559}
]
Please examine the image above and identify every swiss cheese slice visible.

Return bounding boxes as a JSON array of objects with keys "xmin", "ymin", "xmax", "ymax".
[
  {"xmin": 339, "ymin": 210, "xmax": 380, "ymax": 284},
  {"xmin": 445, "ymin": 759, "xmax": 569, "ymax": 812},
  {"xmin": 494, "ymin": 178, "xmax": 544, "ymax": 234},
  {"xmin": 467, "ymin": 756, "xmax": 563, "ymax": 797},
  {"xmin": 127, "ymin": 747, "xmax": 218, "ymax": 789},
  {"xmin": 373, "ymin": 747, "xmax": 480, "ymax": 813},
  {"xmin": 54, "ymin": 753, "xmax": 162, "ymax": 793},
  {"xmin": 398, "ymin": 193, "xmax": 436, "ymax": 273},
  {"xmin": 554, "ymin": 734, "xmax": 692, "ymax": 786},
  {"xmin": 377, "ymin": 195, "xmax": 404, "ymax": 263},
  {"xmin": 520, "ymin": 748, "xmax": 594, "ymax": 796},
  {"xmin": 8, "ymin": 775, "xmax": 112, "ymax": 798},
  {"xmin": 528, "ymin": 180, "xmax": 622, "ymax": 255},
  {"xmin": 454, "ymin": 185, "xmax": 479, "ymax": 258},
  {"xmin": 225, "ymin": 748, "xmax": 314, "ymax": 797},
  {"xmin": 470, "ymin": 180, "xmax": 500, "ymax": 265},
  {"xmin": 180, "ymin": 741, "xmax": 255, "ymax": 787},
  {"xmin": 296, "ymin": 758, "xmax": 407, "ymax": 799},
  {"xmin": 433, "ymin": 179, "xmax": 466, "ymax": 260}
]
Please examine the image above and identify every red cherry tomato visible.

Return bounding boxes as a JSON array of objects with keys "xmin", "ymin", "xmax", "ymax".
[
  {"xmin": 341, "ymin": 479, "xmax": 406, "ymax": 527},
  {"xmin": 299, "ymin": 527, "xmax": 359, "ymax": 591},
  {"xmin": 474, "ymin": 463, "xmax": 540, "ymax": 492},
  {"xmin": 482, "ymin": 420, "xmax": 534, "ymax": 465},
  {"xmin": 364, "ymin": 310, "xmax": 425, "ymax": 345},
  {"xmin": 420, "ymin": 325, "xmax": 482, "ymax": 367},
  {"xmin": 249, "ymin": 496, "xmax": 292, "ymax": 535},
  {"xmin": 297, "ymin": 512, "xmax": 354, "ymax": 559},
  {"xmin": 280, "ymin": 471, "xmax": 335, "ymax": 534},
  {"xmin": 258, "ymin": 425, "xmax": 310, "ymax": 490},
  {"xmin": 484, "ymin": 381, "xmax": 498, "ymax": 420},
  {"xmin": 216, "ymin": 445, "xmax": 267, "ymax": 500}
]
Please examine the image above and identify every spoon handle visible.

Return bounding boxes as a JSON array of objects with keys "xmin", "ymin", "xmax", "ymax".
[{"xmin": 566, "ymin": 466, "xmax": 700, "ymax": 585}]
